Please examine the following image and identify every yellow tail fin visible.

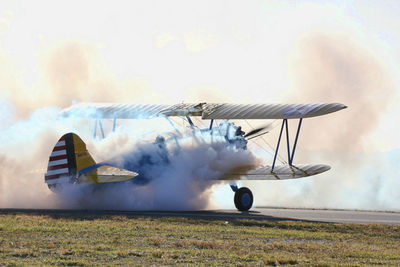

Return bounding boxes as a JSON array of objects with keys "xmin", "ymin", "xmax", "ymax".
[
  {"xmin": 45, "ymin": 132, "xmax": 138, "ymax": 189},
  {"xmin": 45, "ymin": 132, "xmax": 95, "ymax": 185}
]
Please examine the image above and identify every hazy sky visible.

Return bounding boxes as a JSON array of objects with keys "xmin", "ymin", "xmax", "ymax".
[{"xmin": 1, "ymin": 0, "xmax": 399, "ymax": 150}]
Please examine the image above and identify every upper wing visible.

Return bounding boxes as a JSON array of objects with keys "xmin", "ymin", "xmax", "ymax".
[
  {"xmin": 61, "ymin": 102, "xmax": 346, "ymax": 120},
  {"xmin": 202, "ymin": 103, "xmax": 346, "ymax": 119},
  {"xmin": 61, "ymin": 103, "xmax": 171, "ymax": 119},
  {"xmin": 219, "ymin": 164, "xmax": 331, "ymax": 180},
  {"xmin": 61, "ymin": 102, "xmax": 206, "ymax": 119}
]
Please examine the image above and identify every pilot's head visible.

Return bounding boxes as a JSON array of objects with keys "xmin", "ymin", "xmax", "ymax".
[{"xmin": 155, "ymin": 135, "xmax": 165, "ymax": 144}]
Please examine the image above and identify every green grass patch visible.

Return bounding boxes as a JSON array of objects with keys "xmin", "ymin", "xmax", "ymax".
[{"xmin": 0, "ymin": 214, "xmax": 399, "ymax": 266}]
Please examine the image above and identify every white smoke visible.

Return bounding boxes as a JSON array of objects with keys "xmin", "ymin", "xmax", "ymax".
[
  {"xmin": 0, "ymin": 102, "xmax": 258, "ymax": 210},
  {"xmin": 247, "ymin": 33, "xmax": 400, "ymax": 211}
]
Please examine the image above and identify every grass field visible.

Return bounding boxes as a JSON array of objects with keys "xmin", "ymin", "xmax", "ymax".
[{"xmin": 0, "ymin": 214, "xmax": 399, "ymax": 266}]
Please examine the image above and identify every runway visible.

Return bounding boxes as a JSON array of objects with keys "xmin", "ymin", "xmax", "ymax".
[
  {"xmin": 1, "ymin": 207, "xmax": 399, "ymax": 225},
  {"xmin": 254, "ymin": 207, "xmax": 400, "ymax": 225}
]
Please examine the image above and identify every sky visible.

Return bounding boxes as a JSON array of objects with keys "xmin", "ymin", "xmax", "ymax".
[
  {"xmin": 0, "ymin": 0, "xmax": 399, "ymax": 210},
  {"xmin": 1, "ymin": 0, "xmax": 399, "ymax": 147}
]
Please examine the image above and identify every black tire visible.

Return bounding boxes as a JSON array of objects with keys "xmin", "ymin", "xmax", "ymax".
[{"xmin": 234, "ymin": 187, "xmax": 253, "ymax": 211}]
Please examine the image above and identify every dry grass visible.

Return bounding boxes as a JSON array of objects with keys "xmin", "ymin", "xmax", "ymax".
[{"xmin": 0, "ymin": 214, "xmax": 399, "ymax": 266}]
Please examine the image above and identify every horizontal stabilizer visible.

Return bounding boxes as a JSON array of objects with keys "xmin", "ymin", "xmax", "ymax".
[
  {"xmin": 220, "ymin": 164, "xmax": 331, "ymax": 180},
  {"xmin": 78, "ymin": 164, "xmax": 139, "ymax": 184}
]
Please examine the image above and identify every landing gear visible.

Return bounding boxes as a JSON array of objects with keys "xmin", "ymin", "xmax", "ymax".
[{"xmin": 234, "ymin": 187, "xmax": 253, "ymax": 211}]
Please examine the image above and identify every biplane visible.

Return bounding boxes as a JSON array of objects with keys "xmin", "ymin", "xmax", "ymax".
[{"xmin": 45, "ymin": 102, "xmax": 346, "ymax": 211}]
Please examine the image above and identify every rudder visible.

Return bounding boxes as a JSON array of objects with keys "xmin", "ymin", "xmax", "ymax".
[{"xmin": 45, "ymin": 133, "xmax": 96, "ymax": 190}]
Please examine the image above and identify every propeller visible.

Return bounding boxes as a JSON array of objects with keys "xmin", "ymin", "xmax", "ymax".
[{"xmin": 244, "ymin": 122, "xmax": 275, "ymax": 139}]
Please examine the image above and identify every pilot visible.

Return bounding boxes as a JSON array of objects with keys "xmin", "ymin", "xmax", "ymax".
[
  {"xmin": 155, "ymin": 135, "xmax": 165, "ymax": 146},
  {"xmin": 235, "ymin": 126, "xmax": 245, "ymax": 137}
]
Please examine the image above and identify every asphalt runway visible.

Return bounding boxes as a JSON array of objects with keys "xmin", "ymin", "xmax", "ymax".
[
  {"xmin": 1, "ymin": 207, "xmax": 399, "ymax": 225},
  {"xmin": 254, "ymin": 208, "xmax": 400, "ymax": 225}
]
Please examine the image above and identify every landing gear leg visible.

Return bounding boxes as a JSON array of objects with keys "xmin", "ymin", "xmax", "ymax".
[{"xmin": 233, "ymin": 187, "xmax": 253, "ymax": 211}]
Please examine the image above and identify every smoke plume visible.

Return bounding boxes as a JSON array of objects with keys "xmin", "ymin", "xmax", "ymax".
[
  {"xmin": 250, "ymin": 33, "xmax": 399, "ymax": 210},
  {"xmin": 289, "ymin": 33, "xmax": 396, "ymax": 153},
  {"xmin": 0, "ymin": 92, "xmax": 257, "ymax": 210}
]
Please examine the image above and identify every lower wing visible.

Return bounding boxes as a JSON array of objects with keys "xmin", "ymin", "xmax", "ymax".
[{"xmin": 219, "ymin": 164, "xmax": 330, "ymax": 180}]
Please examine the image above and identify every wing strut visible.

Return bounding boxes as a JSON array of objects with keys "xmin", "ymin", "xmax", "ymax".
[
  {"xmin": 99, "ymin": 120, "xmax": 105, "ymax": 138},
  {"xmin": 93, "ymin": 119, "xmax": 98, "ymax": 138},
  {"xmin": 186, "ymin": 116, "xmax": 195, "ymax": 128},
  {"xmin": 93, "ymin": 119, "xmax": 105, "ymax": 139},
  {"xmin": 290, "ymin": 118, "xmax": 302, "ymax": 165},
  {"xmin": 112, "ymin": 117, "xmax": 117, "ymax": 132},
  {"xmin": 272, "ymin": 120, "xmax": 285, "ymax": 171},
  {"xmin": 272, "ymin": 118, "xmax": 303, "ymax": 171},
  {"xmin": 164, "ymin": 117, "xmax": 182, "ymax": 136}
]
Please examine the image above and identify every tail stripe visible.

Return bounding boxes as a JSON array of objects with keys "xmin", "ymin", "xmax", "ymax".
[
  {"xmin": 48, "ymin": 159, "xmax": 68, "ymax": 167},
  {"xmin": 55, "ymin": 140, "xmax": 66, "ymax": 147},
  {"xmin": 52, "ymin": 145, "xmax": 66, "ymax": 151},
  {"xmin": 47, "ymin": 163, "xmax": 68, "ymax": 171},
  {"xmin": 51, "ymin": 150, "xmax": 67, "ymax": 157},
  {"xmin": 45, "ymin": 133, "xmax": 76, "ymax": 184},
  {"xmin": 49, "ymin": 155, "xmax": 67, "ymax": 161},
  {"xmin": 46, "ymin": 168, "xmax": 69, "ymax": 176}
]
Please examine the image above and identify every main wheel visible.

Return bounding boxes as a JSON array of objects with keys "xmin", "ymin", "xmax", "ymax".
[{"xmin": 234, "ymin": 187, "xmax": 253, "ymax": 211}]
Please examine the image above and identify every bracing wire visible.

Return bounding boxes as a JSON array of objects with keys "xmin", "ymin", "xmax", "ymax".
[{"xmin": 245, "ymin": 120, "xmax": 287, "ymax": 164}]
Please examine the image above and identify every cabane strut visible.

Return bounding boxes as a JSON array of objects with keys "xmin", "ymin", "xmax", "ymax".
[{"xmin": 93, "ymin": 119, "xmax": 105, "ymax": 139}]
